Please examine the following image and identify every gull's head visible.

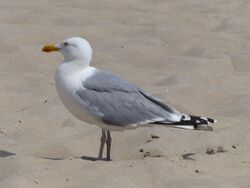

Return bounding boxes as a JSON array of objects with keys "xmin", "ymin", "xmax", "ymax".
[{"xmin": 42, "ymin": 37, "xmax": 92, "ymax": 63}]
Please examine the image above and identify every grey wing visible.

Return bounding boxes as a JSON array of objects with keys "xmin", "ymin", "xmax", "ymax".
[{"xmin": 76, "ymin": 70, "xmax": 182, "ymax": 126}]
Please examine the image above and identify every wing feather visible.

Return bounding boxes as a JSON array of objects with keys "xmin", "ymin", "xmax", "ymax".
[{"xmin": 75, "ymin": 70, "xmax": 182, "ymax": 126}]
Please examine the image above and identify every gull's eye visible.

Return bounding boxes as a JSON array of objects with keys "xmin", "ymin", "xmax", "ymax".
[{"xmin": 63, "ymin": 42, "xmax": 69, "ymax": 46}]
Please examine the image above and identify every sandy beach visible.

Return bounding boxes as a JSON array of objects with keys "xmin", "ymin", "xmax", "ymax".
[{"xmin": 0, "ymin": 0, "xmax": 250, "ymax": 187}]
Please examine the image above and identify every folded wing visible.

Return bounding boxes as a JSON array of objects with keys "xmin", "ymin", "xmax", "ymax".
[{"xmin": 75, "ymin": 70, "xmax": 182, "ymax": 127}]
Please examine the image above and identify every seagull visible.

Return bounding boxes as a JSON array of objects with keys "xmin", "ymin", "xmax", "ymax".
[{"xmin": 42, "ymin": 37, "xmax": 216, "ymax": 161}]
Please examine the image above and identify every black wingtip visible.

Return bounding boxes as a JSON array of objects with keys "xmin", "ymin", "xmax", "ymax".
[{"xmin": 207, "ymin": 118, "xmax": 217, "ymax": 124}]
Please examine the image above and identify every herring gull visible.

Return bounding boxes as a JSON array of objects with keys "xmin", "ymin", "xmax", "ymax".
[{"xmin": 42, "ymin": 37, "xmax": 216, "ymax": 161}]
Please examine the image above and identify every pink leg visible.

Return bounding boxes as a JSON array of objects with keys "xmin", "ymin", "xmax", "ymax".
[
  {"xmin": 106, "ymin": 130, "xmax": 112, "ymax": 161},
  {"xmin": 98, "ymin": 129, "xmax": 106, "ymax": 160}
]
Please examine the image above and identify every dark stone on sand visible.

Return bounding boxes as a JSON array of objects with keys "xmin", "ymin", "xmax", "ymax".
[
  {"xmin": 182, "ymin": 153, "xmax": 196, "ymax": 160},
  {"xmin": 151, "ymin": 134, "xmax": 160, "ymax": 139},
  {"xmin": 206, "ymin": 147, "xmax": 215, "ymax": 155}
]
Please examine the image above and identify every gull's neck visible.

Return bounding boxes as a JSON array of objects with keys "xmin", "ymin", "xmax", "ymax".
[{"xmin": 57, "ymin": 59, "xmax": 90, "ymax": 77}]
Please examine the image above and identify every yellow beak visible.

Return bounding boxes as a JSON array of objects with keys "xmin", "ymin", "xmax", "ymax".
[{"xmin": 42, "ymin": 44, "xmax": 60, "ymax": 53}]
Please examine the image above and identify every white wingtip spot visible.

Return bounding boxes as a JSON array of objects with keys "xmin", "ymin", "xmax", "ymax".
[{"xmin": 196, "ymin": 120, "xmax": 201, "ymax": 123}]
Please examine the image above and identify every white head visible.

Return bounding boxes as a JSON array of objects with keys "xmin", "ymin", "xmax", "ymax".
[{"xmin": 42, "ymin": 37, "xmax": 92, "ymax": 66}]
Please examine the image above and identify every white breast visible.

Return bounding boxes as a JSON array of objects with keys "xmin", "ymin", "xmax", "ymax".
[
  {"xmin": 54, "ymin": 63, "xmax": 128, "ymax": 131},
  {"xmin": 55, "ymin": 64, "xmax": 101, "ymax": 125}
]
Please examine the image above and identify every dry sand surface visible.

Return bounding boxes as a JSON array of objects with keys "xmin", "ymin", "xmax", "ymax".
[{"xmin": 1, "ymin": 0, "xmax": 250, "ymax": 187}]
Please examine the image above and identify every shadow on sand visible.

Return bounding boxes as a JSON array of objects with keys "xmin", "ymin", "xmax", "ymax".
[
  {"xmin": 80, "ymin": 156, "xmax": 110, "ymax": 161},
  {"xmin": 0, "ymin": 150, "xmax": 16, "ymax": 158}
]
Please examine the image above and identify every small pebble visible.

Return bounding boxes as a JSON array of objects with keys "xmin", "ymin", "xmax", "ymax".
[
  {"xmin": 18, "ymin": 120, "xmax": 22, "ymax": 124},
  {"xmin": 232, "ymin": 145, "xmax": 237, "ymax": 149},
  {"xmin": 154, "ymin": 155, "xmax": 162, "ymax": 158},
  {"xmin": 143, "ymin": 152, "xmax": 151, "ymax": 158},
  {"xmin": 34, "ymin": 180, "xmax": 39, "ymax": 184},
  {"xmin": 146, "ymin": 139, "xmax": 152, "ymax": 143},
  {"xmin": 206, "ymin": 147, "xmax": 215, "ymax": 155},
  {"xmin": 139, "ymin": 148, "xmax": 144, "ymax": 153},
  {"xmin": 43, "ymin": 99, "xmax": 48, "ymax": 103},
  {"xmin": 151, "ymin": 134, "xmax": 160, "ymax": 139},
  {"xmin": 217, "ymin": 146, "xmax": 227, "ymax": 153},
  {"xmin": 195, "ymin": 169, "xmax": 199, "ymax": 173}
]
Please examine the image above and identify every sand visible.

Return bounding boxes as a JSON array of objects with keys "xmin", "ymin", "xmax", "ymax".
[{"xmin": 0, "ymin": 0, "xmax": 250, "ymax": 187}]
